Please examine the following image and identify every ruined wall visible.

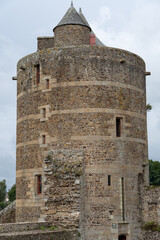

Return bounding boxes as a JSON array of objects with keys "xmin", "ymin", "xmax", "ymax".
[
  {"xmin": 0, "ymin": 201, "xmax": 16, "ymax": 224},
  {"xmin": 142, "ymin": 186, "xmax": 160, "ymax": 224},
  {"xmin": 16, "ymin": 45, "xmax": 147, "ymax": 240},
  {"xmin": 42, "ymin": 149, "xmax": 83, "ymax": 228}
]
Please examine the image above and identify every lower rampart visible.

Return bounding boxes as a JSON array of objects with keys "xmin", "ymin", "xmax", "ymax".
[
  {"xmin": 140, "ymin": 230, "xmax": 160, "ymax": 240},
  {"xmin": 0, "ymin": 229, "xmax": 79, "ymax": 240},
  {"xmin": 0, "ymin": 222, "xmax": 79, "ymax": 240},
  {"xmin": 0, "ymin": 201, "xmax": 16, "ymax": 224}
]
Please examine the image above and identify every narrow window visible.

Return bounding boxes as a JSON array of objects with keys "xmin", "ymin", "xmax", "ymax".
[
  {"xmin": 116, "ymin": 118, "xmax": 122, "ymax": 137},
  {"xmin": 108, "ymin": 175, "xmax": 111, "ymax": 186},
  {"xmin": 36, "ymin": 64, "xmax": 40, "ymax": 84},
  {"xmin": 37, "ymin": 175, "xmax": 42, "ymax": 195},
  {"xmin": 46, "ymin": 79, "xmax": 49, "ymax": 89},
  {"xmin": 43, "ymin": 108, "xmax": 46, "ymax": 118},
  {"xmin": 121, "ymin": 177, "xmax": 125, "ymax": 221},
  {"xmin": 42, "ymin": 135, "xmax": 46, "ymax": 144}
]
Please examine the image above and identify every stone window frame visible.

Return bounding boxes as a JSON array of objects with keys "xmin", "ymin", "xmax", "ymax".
[
  {"xmin": 34, "ymin": 174, "xmax": 43, "ymax": 197},
  {"xmin": 116, "ymin": 116, "xmax": 123, "ymax": 137}
]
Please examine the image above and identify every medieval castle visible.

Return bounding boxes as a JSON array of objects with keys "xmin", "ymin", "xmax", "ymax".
[{"xmin": 1, "ymin": 3, "xmax": 160, "ymax": 240}]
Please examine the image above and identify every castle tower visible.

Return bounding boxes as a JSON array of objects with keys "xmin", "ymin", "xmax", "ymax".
[{"xmin": 15, "ymin": 4, "xmax": 149, "ymax": 240}]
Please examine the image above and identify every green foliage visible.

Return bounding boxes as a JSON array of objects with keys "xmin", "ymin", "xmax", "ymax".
[
  {"xmin": 146, "ymin": 103, "xmax": 152, "ymax": 111},
  {"xmin": 8, "ymin": 184, "xmax": 16, "ymax": 202},
  {"xmin": 49, "ymin": 226, "xmax": 59, "ymax": 230},
  {"xmin": 149, "ymin": 160, "xmax": 160, "ymax": 186},
  {"xmin": 0, "ymin": 201, "xmax": 9, "ymax": 211},
  {"xmin": 40, "ymin": 226, "xmax": 45, "ymax": 230},
  {"xmin": 0, "ymin": 180, "xmax": 7, "ymax": 202},
  {"xmin": 142, "ymin": 222, "xmax": 160, "ymax": 231}
]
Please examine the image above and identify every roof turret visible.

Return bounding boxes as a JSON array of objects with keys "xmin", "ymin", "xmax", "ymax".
[
  {"xmin": 53, "ymin": 3, "xmax": 91, "ymax": 31},
  {"xmin": 79, "ymin": 8, "xmax": 91, "ymax": 29}
]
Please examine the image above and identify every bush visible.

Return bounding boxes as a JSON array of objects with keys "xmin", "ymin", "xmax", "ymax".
[{"xmin": 143, "ymin": 222, "xmax": 160, "ymax": 232}]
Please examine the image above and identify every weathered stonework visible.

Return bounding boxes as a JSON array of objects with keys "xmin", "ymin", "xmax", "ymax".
[
  {"xmin": 13, "ymin": 3, "xmax": 158, "ymax": 240},
  {"xmin": 54, "ymin": 25, "xmax": 90, "ymax": 47},
  {"xmin": 0, "ymin": 202, "xmax": 16, "ymax": 224},
  {"xmin": 37, "ymin": 37, "xmax": 54, "ymax": 50}
]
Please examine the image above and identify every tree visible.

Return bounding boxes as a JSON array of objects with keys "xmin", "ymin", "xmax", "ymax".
[
  {"xmin": 8, "ymin": 184, "xmax": 16, "ymax": 202},
  {"xmin": 0, "ymin": 179, "xmax": 7, "ymax": 202},
  {"xmin": 149, "ymin": 160, "xmax": 160, "ymax": 186}
]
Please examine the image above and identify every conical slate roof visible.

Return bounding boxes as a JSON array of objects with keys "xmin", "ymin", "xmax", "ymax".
[
  {"xmin": 53, "ymin": 4, "xmax": 91, "ymax": 31},
  {"xmin": 79, "ymin": 8, "xmax": 90, "ymax": 29},
  {"xmin": 79, "ymin": 9, "xmax": 105, "ymax": 47}
]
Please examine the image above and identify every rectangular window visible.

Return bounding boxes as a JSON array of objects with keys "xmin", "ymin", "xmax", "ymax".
[
  {"xmin": 108, "ymin": 175, "xmax": 111, "ymax": 186},
  {"xmin": 46, "ymin": 79, "xmax": 49, "ymax": 89},
  {"xmin": 36, "ymin": 64, "xmax": 40, "ymax": 84},
  {"xmin": 43, "ymin": 108, "xmax": 46, "ymax": 118},
  {"xmin": 116, "ymin": 118, "xmax": 122, "ymax": 137},
  {"xmin": 42, "ymin": 135, "xmax": 46, "ymax": 144},
  {"xmin": 37, "ymin": 175, "xmax": 42, "ymax": 195}
]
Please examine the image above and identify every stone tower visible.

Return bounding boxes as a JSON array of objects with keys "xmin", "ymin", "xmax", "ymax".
[{"xmin": 15, "ymin": 4, "xmax": 149, "ymax": 240}]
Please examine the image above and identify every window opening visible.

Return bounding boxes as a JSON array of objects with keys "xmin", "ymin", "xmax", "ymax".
[
  {"xmin": 42, "ymin": 135, "xmax": 46, "ymax": 144},
  {"xmin": 46, "ymin": 79, "xmax": 49, "ymax": 89},
  {"xmin": 36, "ymin": 64, "xmax": 40, "ymax": 84},
  {"xmin": 43, "ymin": 108, "xmax": 46, "ymax": 118},
  {"xmin": 116, "ymin": 118, "xmax": 122, "ymax": 137},
  {"xmin": 108, "ymin": 175, "xmax": 111, "ymax": 186},
  {"xmin": 37, "ymin": 175, "xmax": 42, "ymax": 195}
]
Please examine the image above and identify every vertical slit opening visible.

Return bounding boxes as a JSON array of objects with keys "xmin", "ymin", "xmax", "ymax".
[
  {"xmin": 37, "ymin": 175, "xmax": 42, "ymax": 195},
  {"xmin": 108, "ymin": 175, "xmax": 111, "ymax": 186},
  {"xmin": 42, "ymin": 135, "xmax": 46, "ymax": 144},
  {"xmin": 121, "ymin": 177, "xmax": 125, "ymax": 221},
  {"xmin": 116, "ymin": 118, "xmax": 122, "ymax": 137},
  {"xmin": 36, "ymin": 64, "xmax": 40, "ymax": 84}
]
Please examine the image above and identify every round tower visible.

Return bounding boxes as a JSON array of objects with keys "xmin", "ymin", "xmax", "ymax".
[
  {"xmin": 15, "ymin": 4, "xmax": 148, "ymax": 240},
  {"xmin": 53, "ymin": 3, "xmax": 91, "ymax": 47}
]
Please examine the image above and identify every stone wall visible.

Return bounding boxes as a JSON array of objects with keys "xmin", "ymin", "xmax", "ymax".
[
  {"xmin": 16, "ymin": 45, "xmax": 148, "ymax": 239},
  {"xmin": 0, "ymin": 229, "xmax": 79, "ymax": 240},
  {"xmin": 54, "ymin": 25, "xmax": 90, "ymax": 47},
  {"xmin": 142, "ymin": 186, "xmax": 160, "ymax": 224},
  {"xmin": 140, "ymin": 230, "xmax": 160, "ymax": 240},
  {"xmin": 0, "ymin": 201, "xmax": 16, "ymax": 224},
  {"xmin": 42, "ymin": 149, "xmax": 84, "ymax": 229},
  {"xmin": 37, "ymin": 37, "xmax": 54, "ymax": 50},
  {"xmin": 0, "ymin": 222, "xmax": 49, "ymax": 233}
]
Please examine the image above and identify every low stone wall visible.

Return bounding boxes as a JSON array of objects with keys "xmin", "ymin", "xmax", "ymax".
[
  {"xmin": 0, "ymin": 222, "xmax": 50, "ymax": 233},
  {"xmin": 140, "ymin": 230, "xmax": 160, "ymax": 240},
  {"xmin": 0, "ymin": 201, "xmax": 16, "ymax": 224},
  {"xmin": 0, "ymin": 229, "xmax": 79, "ymax": 240}
]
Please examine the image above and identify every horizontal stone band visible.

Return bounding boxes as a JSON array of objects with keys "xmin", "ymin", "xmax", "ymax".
[
  {"xmin": 16, "ymin": 135, "xmax": 147, "ymax": 149},
  {"xmin": 17, "ymin": 80, "xmax": 144, "ymax": 99},
  {"xmin": 17, "ymin": 108, "xmax": 146, "ymax": 124}
]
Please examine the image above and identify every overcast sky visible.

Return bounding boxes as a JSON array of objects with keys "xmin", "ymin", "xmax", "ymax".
[{"xmin": 0, "ymin": 0, "xmax": 159, "ymax": 189}]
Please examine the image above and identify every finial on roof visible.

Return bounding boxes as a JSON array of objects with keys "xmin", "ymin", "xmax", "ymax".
[
  {"xmin": 79, "ymin": 8, "xmax": 82, "ymax": 13},
  {"xmin": 71, "ymin": 1, "xmax": 73, "ymax": 7}
]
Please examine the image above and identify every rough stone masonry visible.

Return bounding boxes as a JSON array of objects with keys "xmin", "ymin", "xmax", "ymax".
[{"xmin": 6, "ymin": 3, "xmax": 160, "ymax": 240}]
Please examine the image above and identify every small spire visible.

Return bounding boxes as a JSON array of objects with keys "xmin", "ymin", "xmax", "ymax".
[
  {"xmin": 71, "ymin": 1, "xmax": 73, "ymax": 7},
  {"xmin": 79, "ymin": 8, "xmax": 82, "ymax": 13}
]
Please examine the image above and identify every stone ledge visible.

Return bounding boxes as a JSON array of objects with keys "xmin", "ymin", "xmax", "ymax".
[
  {"xmin": 0, "ymin": 229, "xmax": 79, "ymax": 240},
  {"xmin": 0, "ymin": 222, "xmax": 50, "ymax": 233}
]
